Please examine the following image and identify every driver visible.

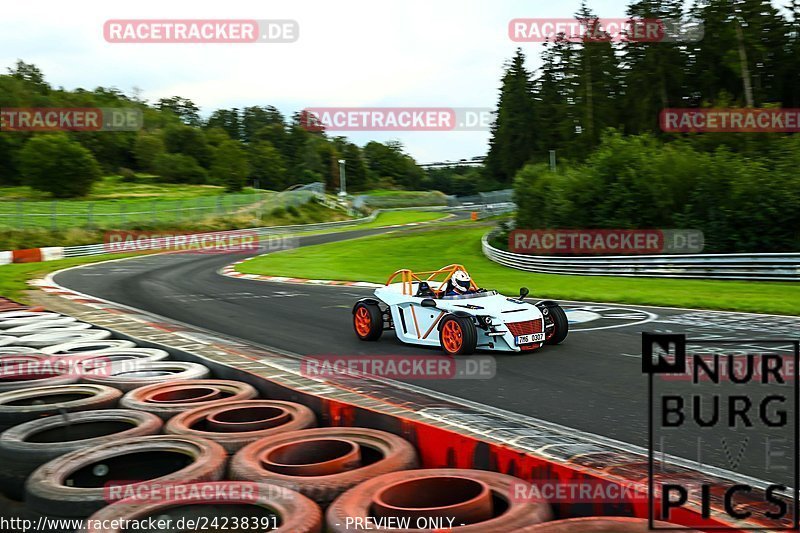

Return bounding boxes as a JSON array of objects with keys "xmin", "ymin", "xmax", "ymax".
[{"xmin": 445, "ymin": 269, "xmax": 475, "ymax": 296}]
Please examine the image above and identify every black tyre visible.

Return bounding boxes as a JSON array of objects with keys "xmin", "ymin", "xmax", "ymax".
[
  {"xmin": 0, "ymin": 409, "xmax": 162, "ymax": 500},
  {"xmin": 0, "ymin": 384, "xmax": 122, "ymax": 432},
  {"xmin": 542, "ymin": 303, "xmax": 569, "ymax": 345},
  {"xmin": 353, "ymin": 302, "xmax": 383, "ymax": 341},
  {"xmin": 439, "ymin": 315, "xmax": 477, "ymax": 356},
  {"xmin": 25, "ymin": 435, "xmax": 227, "ymax": 517},
  {"xmin": 0, "ymin": 490, "xmax": 37, "ymax": 518}
]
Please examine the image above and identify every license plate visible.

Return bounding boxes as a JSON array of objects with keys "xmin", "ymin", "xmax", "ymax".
[{"xmin": 515, "ymin": 333, "xmax": 545, "ymax": 345}]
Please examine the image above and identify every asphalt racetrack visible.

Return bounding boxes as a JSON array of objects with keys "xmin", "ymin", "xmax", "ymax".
[{"xmin": 54, "ymin": 224, "xmax": 800, "ymax": 486}]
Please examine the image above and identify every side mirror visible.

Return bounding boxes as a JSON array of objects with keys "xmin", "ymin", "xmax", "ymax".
[
  {"xmin": 519, "ymin": 287, "xmax": 529, "ymax": 299},
  {"xmin": 421, "ymin": 298, "xmax": 437, "ymax": 308}
]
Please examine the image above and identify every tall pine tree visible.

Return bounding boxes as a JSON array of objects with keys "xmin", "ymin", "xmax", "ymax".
[{"xmin": 485, "ymin": 49, "xmax": 538, "ymax": 184}]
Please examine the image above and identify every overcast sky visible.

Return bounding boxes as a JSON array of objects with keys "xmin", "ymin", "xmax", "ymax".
[{"xmin": 5, "ymin": 0, "xmax": 637, "ymax": 162}]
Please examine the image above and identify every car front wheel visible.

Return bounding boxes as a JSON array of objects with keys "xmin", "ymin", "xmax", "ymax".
[
  {"xmin": 353, "ymin": 301, "xmax": 383, "ymax": 341},
  {"xmin": 439, "ymin": 315, "xmax": 477, "ymax": 356},
  {"xmin": 543, "ymin": 303, "xmax": 569, "ymax": 345}
]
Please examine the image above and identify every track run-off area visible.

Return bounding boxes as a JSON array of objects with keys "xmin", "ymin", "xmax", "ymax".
[{"xmin": 53, "ymin": 221, "xmax": 800, "ymax": 486}]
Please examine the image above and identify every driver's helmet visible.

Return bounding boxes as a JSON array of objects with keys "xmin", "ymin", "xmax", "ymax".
[{"xmin": 451, "ymin": 269, "xmax": 472, "ymax": 293}]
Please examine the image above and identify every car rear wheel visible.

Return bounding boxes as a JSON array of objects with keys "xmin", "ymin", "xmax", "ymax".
[
  {"xmin": 353, "ymin": 302, "xmax": 383, "ymax": 341},
  {"xmin": 543, "ymin": 303, "xmax": 569, "ymax": 345},
  {"xmin": 439, "ymin": 315, "xmax": 477, "ymax": 356}
]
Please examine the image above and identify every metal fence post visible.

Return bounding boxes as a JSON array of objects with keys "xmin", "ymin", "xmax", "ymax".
[
  {"xmin": 120, "ymin": 203, "xmax": 126, "ymax": 227},
  {"xmin": 17, "ymin": 200, "xmax": 23, "ymax": 230},
  {"xmin": 87, "ymin": 202, "xmax": 94, "ymax": 229},
  {"xmin": 51, "ymin": 201, "xmax": 57, "ymax": 231},
  {"xmin": 152, "ymin": 200, "xmax": 157, "ymax": 223},
  {"xmin": 253, "ymin": 181, "xmax": 259, "ymax": 220}
]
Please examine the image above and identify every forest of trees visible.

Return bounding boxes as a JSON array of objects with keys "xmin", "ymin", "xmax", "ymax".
[
  {"xmin": 488, "ymin": 0, "xmax": 800, "ymax": 252},
  {"xmin": 0, "ymin": 62, "xmax": 425, "ymax": 196},
  {"xmin": 3, "ymin": 0, "xmax": 800, "ymax": 251}
]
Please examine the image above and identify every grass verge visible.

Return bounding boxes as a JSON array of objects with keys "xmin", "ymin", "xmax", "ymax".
[
  {"xmin": 0, "ymin": 253, "xmax": 149, "ymax": 303},
  {"xmin": 356, "ymin": 210, "xmax": 448, "ymax": 228},
  {"xmin": 238, "ymin": 224, "xmax": 800, "ymax": 316},
  {"xmin": 292, "ymin": 210, "xmax": 449, "ymax": 237},
  {"xmin": 357, "ymin": 189, "xmax": 449, "ymax": 208}
]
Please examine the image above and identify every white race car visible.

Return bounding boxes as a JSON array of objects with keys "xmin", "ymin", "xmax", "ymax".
[{"xmin": 352, "ymin": 264, "xmax": 568, "ymax": 355}]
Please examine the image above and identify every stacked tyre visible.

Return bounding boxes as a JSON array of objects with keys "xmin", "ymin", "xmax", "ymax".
[{"xmin": 0, "ymin": 308, "xmax": 700, "ymax": 531}]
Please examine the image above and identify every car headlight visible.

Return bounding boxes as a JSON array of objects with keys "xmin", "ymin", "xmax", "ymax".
[
  {"xmin": 541, "ymin": 307, "xmax": 549, "ymax": 316},
  {"xmin": 479, "ymin": 315, "xmax": 493, "ymax": 327}
]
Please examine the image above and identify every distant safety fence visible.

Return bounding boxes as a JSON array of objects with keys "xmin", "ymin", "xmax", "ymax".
[
  {"xmin": 352, "ymin": 189, "xmax": 514, "ymax": 210},
  {"xmin": 482, "ymin": 230, "xmax": 800, "ymax": 281},
  {"xmin": 0, "ymin": 190, "xmax": 318, "ymax": 231},
  {"xmin": 450, "ymin": 189, "xmax": 513, "ymax": 207}
]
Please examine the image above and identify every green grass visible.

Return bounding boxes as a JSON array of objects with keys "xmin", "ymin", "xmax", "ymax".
[
  {"xmin": 239, "ymin": 224, "xmax": 800, "ymax": 316},
  {"xmin": 0, "ymin": 175, "xmax": 268, "ymax": 230},
  {"xmin": 357, "ymin": 210, "xmax": 448, "ymax": 228},
  {"xmin": 356, "ymin": 189, "xmax": 449, "ymax": 208},
  {"xmin": 0, "ymin": 174, "xmax": 263, "ymax": 201},
  {"xmin": 0, "ymin": 253, "xmax": 148, "ymax": 303},
  {"xmin": 364, "ymin": 189, "xmax": 443, "ymax": 198},
  {"xmin": 287, "ymin": 210, "xmax": 450, "ymax": 238}
]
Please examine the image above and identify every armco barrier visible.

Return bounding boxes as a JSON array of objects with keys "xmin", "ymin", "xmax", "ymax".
[
  {"xmin": 60, "ymin": 214, "xmax": 380, "ymax": 259},
  {"xmin": 482, "ymin": 231, "xmax": 800, "ymax": 281}
]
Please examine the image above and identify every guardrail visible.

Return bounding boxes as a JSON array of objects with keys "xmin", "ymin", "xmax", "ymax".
[
  {"xmin": 482, "ymin": 230, "xmax": 800, "ymax": 281},
  {"xmin": 60, "ymin": 212, "xmax": 383, "ymax": 259}
]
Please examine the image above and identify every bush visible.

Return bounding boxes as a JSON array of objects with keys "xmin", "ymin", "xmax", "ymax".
[
  {"xmin": 163, "ymin": 124, "xmax": 212, "ymax": 167},
  {"xmin": 210, "ymin": 140, "xmax": 249, "ymax": 192},
  {"xmin": 248, "ymin": 141, "xmax": 287, "ymax": 190},
  {"xmin": 119, "ymin": 168, "xmax": 137, "ymax": 182},
  {"xmin": 133, "ymin": 131, "xmax": 166, "ymax": 172},
  {"xmin": 286, "ymin": 205, "xmax": 300, "ymax": 217},
  {"xmin": 19, "ymin": 134, "xmax": 101, "ymax": 198},
  {"xmin": 153, "ymin": 153, "xmax": 208, "ymax": 184},
  {"xmin": 512, "ymin": 131, "xmax": 800, "ymax": 253}
]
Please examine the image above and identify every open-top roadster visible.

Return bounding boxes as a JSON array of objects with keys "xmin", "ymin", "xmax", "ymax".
[{"xmin": 352, "ymin": 264, "xmax": 568, "ymax": 355}]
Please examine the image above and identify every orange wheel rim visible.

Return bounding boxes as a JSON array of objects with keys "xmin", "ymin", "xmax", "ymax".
[
  {"xmin": 355, "ymin": 307, "xmax": 372, "ymax": 336},
  {"xmin": 442, "ymin": 321, "xmax": 463, "ymax": 353}
]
